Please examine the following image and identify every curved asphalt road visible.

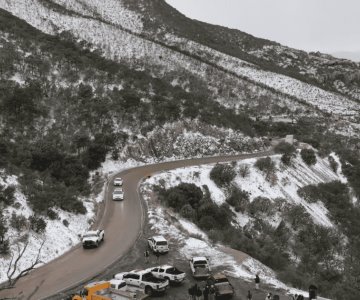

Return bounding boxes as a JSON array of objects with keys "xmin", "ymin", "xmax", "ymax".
[{"xmin": 0, "ymin": 150, "xmax": 274, "ymax": 299}]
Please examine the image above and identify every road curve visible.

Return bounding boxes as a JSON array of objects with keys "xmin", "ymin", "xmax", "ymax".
[{"xmin": 0, "ymin": 150, "xmax": 274, "ymax": 299}]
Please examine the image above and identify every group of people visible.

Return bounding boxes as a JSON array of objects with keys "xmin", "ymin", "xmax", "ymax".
[
  {"xmin": 188, "ymin": 283, "xmax": 216, "ymax": 300},
  {"xmin": 291, "ymin": 294, "xmax": 305, "ymax": 300}
]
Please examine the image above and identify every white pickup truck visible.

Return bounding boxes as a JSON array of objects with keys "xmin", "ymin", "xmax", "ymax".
[
  {"xmin": 115, "ymin": 270, "xmax": 169, "ymax": 296},
  {"xmin": 147, "ymin": 265, "xmax": 186, "ymax": 284},
  {"xmin": 114, "ymin": 177, "xmax": 123, "ymax": 186},
  {"xmin": 112, "ymin": 188, "xmax": 124, "ymax": 201},
  {"xmin": 81, "ymin": 230, "xmax": 105, "ymax": 248},
  {"xmin": 147, "ymin": 236, "xmax": 169, "ymax": 253},
  {"xmin": 190, "ymin": 256, "xmax": 211, "ymax": 279}
]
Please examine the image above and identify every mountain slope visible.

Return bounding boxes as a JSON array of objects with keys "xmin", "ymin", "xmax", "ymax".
[{"xmin": 0, "ymin": 1, "xmax": 360, "ymax": 299}]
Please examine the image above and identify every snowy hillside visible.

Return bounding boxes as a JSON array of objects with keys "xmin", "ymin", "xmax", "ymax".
[
  {"xmin": 140, "ymin": 152, "xmax": 342, "ymax": 297},
  {"xmin": 144, "ymin": 153, "xmax": 343, "ymax": 228},
  {"xmin": 1, "ymin": 0, "xmax": 359, "ymax": 120},
  {"xmin": 0, "ymin": 172, "xmax": 96, "ymax": 283}
]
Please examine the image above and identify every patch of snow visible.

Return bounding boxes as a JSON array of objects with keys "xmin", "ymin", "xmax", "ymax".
[{"xmin": 0, "ymin": 173, "xmax": 95, "ymax": 283}]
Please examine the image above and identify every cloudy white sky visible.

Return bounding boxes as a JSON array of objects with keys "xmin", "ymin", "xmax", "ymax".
[{"xmin": 166, "ymin": 0, "xmax": 360, "ymax": 56}]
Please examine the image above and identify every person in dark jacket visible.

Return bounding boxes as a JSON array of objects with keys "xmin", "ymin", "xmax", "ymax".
[
  {"xmin": 203, "ymin": 285, "xmax": 209, "ymax": 300},
  {"xmin": 188, "ymin": 284, "xmax": 196, "ymax": 300},
  {"xmin": 154, "ymin": 250, "xmax": 160, "ymax": 263},
  {"xmin": 144, "ymin": 249, "xmax": 149, "ymax": 264},
  {"xmin": 247, "ymin": 290, "xmax": 253, "ymax": 300},
  {"xmin": 255, "ymin": 274, "xmax": 260, "ymax": 290},
  {"xmin": 195, "ymin": 285, "xmax": 202, "ymax": 300}
]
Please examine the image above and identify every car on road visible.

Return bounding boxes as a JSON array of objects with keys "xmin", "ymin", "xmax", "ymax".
[
  {"xmin": 147, "ymin": 265, "xmax": 186, "ymax": 284},
  {"xmin": 112, "ymin": 188, "xmax": 124, "ymax": 201},
  {"xmin": 147, "ymin": 236, "xmax": 169, "ymax": 253},
  {"xmin": 207, "ymin": 273, "xmax": 234, "ymax": 298},
  {"xmin": 114, "ymin": 177, "xmax": 123, "ymax": 186},
  {"xmin": 115, "ymin": 270, "xmax": 169, "ymax": 296},
  {"xmin": 81, "ymin": 229, "xmax": 105, "ymax": 248},
  {"xmin": 190, "ymin": 256, "xmax": 211, "ymax": 279}
]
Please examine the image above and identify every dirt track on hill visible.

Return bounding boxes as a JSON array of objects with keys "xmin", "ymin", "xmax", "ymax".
[{"xmin": 0, "ymin": 150, "xmax": 275, "ymax": 300}]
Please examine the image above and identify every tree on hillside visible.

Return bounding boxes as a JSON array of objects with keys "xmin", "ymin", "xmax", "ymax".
[
  {"xmin": 210, "ymin": 164, "xmax": 236, "ymax": 187},
  {"xmin": 274, "ymin": 141, "xmax": 297, "ymax": 165},
  {"xmin": 301, "ymin": 149, "xmax": 317, "ymax": 165},
  {"xmin": 0, "ymin": 239, "xmax": 45, "ymax": 291}
]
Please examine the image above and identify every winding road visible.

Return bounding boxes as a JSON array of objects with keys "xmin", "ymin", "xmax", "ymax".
[{"xmin": 0, "ymin": 150, "xmax": 274, "ymax": 299}]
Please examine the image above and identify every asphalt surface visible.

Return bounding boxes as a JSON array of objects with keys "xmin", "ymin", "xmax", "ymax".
[{"xmin": 0, "ymin": 150, "xmax": 274, "ymax": 300}]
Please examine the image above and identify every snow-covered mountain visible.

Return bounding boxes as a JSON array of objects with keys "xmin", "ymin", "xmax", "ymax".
[{"xmin": 0, "ymin": 1, "xmax": 360, "ymax": 299}]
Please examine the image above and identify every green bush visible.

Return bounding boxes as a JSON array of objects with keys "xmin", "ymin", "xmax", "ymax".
[
  {"xmin": 274, "ymin": 141, "xmax": 296, "ymax": 155},
  {"xmin": 10, "ymin": 212, "xmax": 28, "ymax": 231},
  {"xmin": 255, "ymin": 157, "xmax": 276, "ymax": 174},
  {"xmin": 180, "ymin": 204, "xmax": 196, "ymax": 220},
  {"xmin": 63, "ymin": 219, "xmax": 69, "ymax": 227},
  {"xmin": 297, "ymin": 185, "xmax": 320, "ymax": 202},
  {"xmin": 328, "ymin": 155, "xmax": 338, "ymax": 173},
  {"xmin": 29, "ymin": 215, "xmax": 46, "ymax": 233},
  {"xmin": 0, "ymin": 185, "xmax": 16, "ymax": 206},
  {"xmin": 161, "ymin": 183, "xmax": 203, "ymax": 211},
  {"xmin": 226, "ymin": 186, "xmax": 250, "ymax": 212},
  {"xmin": 210, "ymin": 164, "xmax": 236, "ymax": 187},
  {"xmin": 248, "ymin": 196, "xmax": 274, "ymax": 215},
  {"xmin": 0, "ymin": 212, "xmax": 8, "ymax": 243},
  {"xmin": 199, "ymin": 216, "xmax": 217, "ymax": 230},
  {"xmin": 301, "ymin": 148, "xmax": 317, "ymax": 165},
  {"xmin": 0, "ymin": 239, "xmax": 10, "ymax": 255},
  {"xmin": 47, "ymin": 209, "xmax": 58, "ymax": 220}
]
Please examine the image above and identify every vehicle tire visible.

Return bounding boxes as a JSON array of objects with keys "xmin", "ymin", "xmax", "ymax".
[{"xmin": 145, "ymin": 286, "xmax": 153, "ymax": 296}]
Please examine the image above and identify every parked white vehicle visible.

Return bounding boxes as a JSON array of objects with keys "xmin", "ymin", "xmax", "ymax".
[
  {"xmin": 112, "ymin": 188, "xmax": 124, "ymax": 201},
  {"xmin": 116, "ymin": 270, "xmax": 169, "ymax": 296},
  {"xmin": 147, "ymin": 236, "xmax": 169, "ymax": 253},
  {"xmin": 189, "ymin": 256, "xmax": 211, "ymax": 279},
  {"xmin": 114, "ymin": 177, "xmax": 123, "ymax": 186},
  {"xmin": 82, "ymin": 230, "xmax": 104, "ymax": 248},
  {"xmin": 147, "ymin": 265, "xmax": 186, "ymax": 283}
]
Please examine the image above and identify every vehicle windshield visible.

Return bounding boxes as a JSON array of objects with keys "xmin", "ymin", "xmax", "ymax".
[
  {"xmin": 142, "ymin": 272, "xmax": 154, "ymax": 280},
  {"xmin": 113, "ymin": 190, "xmax": 123, "ymax": 194},
  {"xmin": 194, "ymin": 260, "xmax": 207, "ymax": 265},
  {"xmin": 83, "ymin": 233, "xmax": 97, "ymax": 238},
  {"xmin": 167, "ymin": 267, "xmax": 177, "ymax": 272},
  {"xmin": 156, "ymin": 241, "xmax": 167, "ymax": 245}
]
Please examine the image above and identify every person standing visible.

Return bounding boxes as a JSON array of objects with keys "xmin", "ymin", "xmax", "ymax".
[
  {"xmin": 144, "ymin": 249, "xmax": 150, "ymax": 264},
  {"xmin": 188, "ymin": 285, "xmax": 195, "ymax": 300},
  {"xmin": 155, "ymin": 250, "xmax": 160, "ymax": 263},
  {"xmin": 203, "ymin": 285, "xmax": 209, "ymax": 300},
  {"xmin": 255, "ymin": 274, "xmax": 260, "ymax": 290},
  {"xmin": 196, "ymin": 285, "xmax": 202, "ymax": 300},
  {"xmin": 247, "ymin": 290, "xmax": 253, "ymax": 300},
  {"xmin": 209, "ymin": 284, "xmax": 216, "ymax": 300}
]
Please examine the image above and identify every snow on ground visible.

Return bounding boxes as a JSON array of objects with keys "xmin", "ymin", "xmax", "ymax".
[
  {"xmin": 0, "ymin": 173, "xmax": 94, "ymax": 283},
  {"xmin": 145, "ymin": 152, "xmax": 343, "ymax": 228},
  {"xmin": 163, "ymin": 33, "xmax": 360, "ymax": 117},
  {"xmin": 2, "ymin": 0, "xmax": 358, "ymax": 121},
  {"xmin": 141, "ymin": 175, "xmax": 330, "ymax": 298},
  {"xmin": 50, "ymin": 0, "xmax": 144, "ymax": 33}
]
